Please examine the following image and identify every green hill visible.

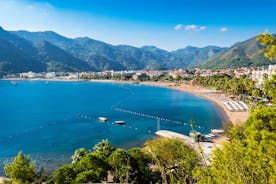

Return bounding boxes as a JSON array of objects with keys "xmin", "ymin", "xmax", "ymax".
[{"xmin": 197, "ymin": 36, "xmax": 276, "ymax": 69}]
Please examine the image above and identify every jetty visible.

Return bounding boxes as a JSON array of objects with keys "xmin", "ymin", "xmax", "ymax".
[
  {"xmin": 156, "ymin": 130, "xmax": 192, "ymax": 145},
  {"xmin": 156, "ymin": 130, "xmax": 222, "ymax": 166}
]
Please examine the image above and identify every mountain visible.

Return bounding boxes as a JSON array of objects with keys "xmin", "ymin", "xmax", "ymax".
[
  {"xmin": 0, "ymin": 27, "xmax": 95, "ymax": 76},
  {"xmin": 171, "ymin": 46, "xmax": 228, "ymax": 66},
  {"xmin": 11, "ymin": 29, "xmax": 227, "ymax": 71},
  {"xmin": 34, "ymin": 40, "xmax": 93, "ymax": 72},
  {"xmin": 0, "ymin": 27, "xmax": 46, "ymax": 75},
  {"xmin": 197, "ymin": 36, "xmax": 276, "ymax": 69},
  {"xmin": 4, "ymin": 27, "xmax": 274, "ymax": 74}
]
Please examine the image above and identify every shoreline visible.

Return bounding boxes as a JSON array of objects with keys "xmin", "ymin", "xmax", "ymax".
[
  {"xmin": 89, "ymin": 79, "xmax": 249, "ymax": 126},
  {"xmin": 1, "ymin": 78, "xmax": 249, "ymax": 126}
]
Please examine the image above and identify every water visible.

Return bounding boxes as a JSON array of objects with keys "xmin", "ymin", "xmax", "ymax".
[{"xmin": 0, "ymin": 80, "xmax": 225, "ymax": 173}]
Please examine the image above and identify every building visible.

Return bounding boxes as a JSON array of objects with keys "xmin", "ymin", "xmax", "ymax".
[
  {"xmin": 20, "ymin": 71, "xmax": 42, "ymax": 78},
  {"xmin": 251, "ymin": 65, "xmax": 276, "ymax": 86},
  {"xmin": 45, "ymin": 72, "xmax": 56, "ymax": 78},
  {"xmin": 132, "ymin": 72, "xmax": 150, "ymax": 81}
]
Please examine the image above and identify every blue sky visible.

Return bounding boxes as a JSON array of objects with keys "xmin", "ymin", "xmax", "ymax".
[{"xmin": 0, "ymin": 0, "xmax": 275, "ymax": 50}]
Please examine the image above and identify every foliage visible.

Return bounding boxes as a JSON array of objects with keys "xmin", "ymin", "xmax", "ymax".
[
  {"xmin": 49, "ymin": 152, "xmax": 108, "ymax": 184},
  {"xmin": 143, "ymin": 138, "xmax": 199, "ymax": 184},
  {"xmin": 4, "ymin": 152, "xmax": 37, "ymax": 184},
  {"xmin": 71, "ymin": 148, "xmax": 87, "ymax": 164},
  {"xmin": 93, "ymin": 139, "xmax": 115, "ymax": 157},
  {"xmin": 192, "ymin": 74, "xmax": 259, "ymax": 99},
  {"xmin": 73, "ymin": 152, "xmax": 108, "ymax": 183},
  {"xmin": 195, "ymin": 105, "xmax": 276, "ymax": 184},
  {"xmin": 262, "ymin": 74, "xmax": 276, "ymax": 103},
  {"xmin": 127, "ymin": 147, "xmax": 156, "ymax": 183},
  {"xmin": 107, "ymin": 148, "xmax": 133, "ymax": 183},
  {"xmin": 48, "ymin": 164, "xmax": 75, "ymax": 184},
  {"xmin": 257, "ymin": 33, "xmax": 276, "ymax": 60}
]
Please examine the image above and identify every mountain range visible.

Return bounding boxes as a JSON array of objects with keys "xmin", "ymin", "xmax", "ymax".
[{"xmin": 0, "ymin": 26, "xmax": 275, "ymax": 76}]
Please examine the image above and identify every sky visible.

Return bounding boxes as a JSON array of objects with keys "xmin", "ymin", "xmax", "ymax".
[{"xmin": 0, "ymin": 0, "xmax": 276, "ymax": 50}]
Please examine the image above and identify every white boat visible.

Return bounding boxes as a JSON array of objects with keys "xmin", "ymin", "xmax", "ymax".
[
  {"xmin": 115, "ymin": 120, "xmax": 125, "ymax": 125},
  {"xmin": 98, "ymin": 117, "xmax": 108, "ymax": 122},
  {"xmin": 211, "ymin": 129, "xmax": 225, "ymax": 134}
]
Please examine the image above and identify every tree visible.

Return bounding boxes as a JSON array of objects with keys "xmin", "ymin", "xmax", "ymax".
[
  {"xmin": 48, "ymin": 164, "xmax": 75, "ymax": 184},
  {"xmin": 71, "ymin": 148, "xmax": 87, "ymax": 164},
  {"xmin": 73, "ymin": 152, "xmax": 108, "ymax": 181},
  {"xmin": 74, "ymin": 170, "xmax": 103, "ymax": 183},
  {"xmin": 127, "ymin": 147, "xmax": 155, "ymax": 183},
  {"xmin": 195, "ymin": 105, "xmax": 276, "ymax": 184},
  {"xmin": 143, "ymin": 138, "xmax": 199, "ymax": 184},
  {"xmin": 257, "ymin": 33, "xmax": 276, "ymax": 60},
  {"xmin": 262, "ymin": 74, "xmax": 276, "ymax": 102},
  {"xmin": 4, "ymin": 152, "xmax": 37, "ymax": 184},
  {"xmin": 49, "ymin": 152, "xmax": 109, "ymax": 184},
  {"xmin": 108, "ymin": 148, "xmax": 133, "ymax": 183},
  {"xmin": 93, "ymin": 139, "xmax": 115, "ymax": 158}
]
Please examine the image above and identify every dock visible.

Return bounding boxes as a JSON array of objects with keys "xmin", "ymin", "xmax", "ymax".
[
  {"xmin": 155, "ymin": 130, "xmax": 222, "ymax": 166},
  {"xmin": 155, "ymin": 130, "xmax": 192, "ymax": 145}
]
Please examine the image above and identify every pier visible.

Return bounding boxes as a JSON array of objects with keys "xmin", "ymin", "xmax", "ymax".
[
  {"xmin": 155, "ymin": 130, "xmax": 192, "ymax": 145},
  {"xmin": 156, "ymin": 130, "xmax": 221, "ymax": 166}
]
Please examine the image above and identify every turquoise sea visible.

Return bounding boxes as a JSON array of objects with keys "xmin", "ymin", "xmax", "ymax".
[{"xmin": 0, "ymin": 80, "xmax": 226, "ymax": 173}]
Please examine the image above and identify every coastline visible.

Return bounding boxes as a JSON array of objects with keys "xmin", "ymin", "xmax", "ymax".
[
  {"xmin": 2, "ymin": 78, "xmax": 249, "ymax": 126},
  {"xmin": 89, "ymin": 79, "xmax": 249, "ymax": 126}
]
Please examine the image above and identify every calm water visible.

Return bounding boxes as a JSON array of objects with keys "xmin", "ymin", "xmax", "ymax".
[{"xmin": 0, "ymin": 80, "xmax": 225, "ymax": 173}]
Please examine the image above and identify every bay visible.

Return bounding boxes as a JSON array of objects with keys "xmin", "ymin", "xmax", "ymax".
[{"xmin": 0, "ymin": 80, "xmax": 225, "ymax": 173}]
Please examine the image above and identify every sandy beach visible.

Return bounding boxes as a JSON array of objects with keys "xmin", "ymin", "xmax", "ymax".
[{"xmin": 143, "ymin": 81, "xmax": 249, "ymax": 126}]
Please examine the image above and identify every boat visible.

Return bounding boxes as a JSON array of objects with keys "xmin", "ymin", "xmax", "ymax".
[
  {"xmin": 98, "ymin": 117, "xmax": 108, "ymax": 122},
  {"xmin": 115, "ymin": 120, "xmax": 125, "ymax": 125},
  {"xmin": 211, "ymin": 129, "xmax": 225, "ymax": 134}
]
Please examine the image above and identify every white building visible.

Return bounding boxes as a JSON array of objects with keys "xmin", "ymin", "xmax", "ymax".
[
  {"xmin": 20, "ymin": 71, "xmax": 42, "ymax": 78},
  {"xmin": 251, "ymin": 65, "xmax": 276, "ymax": 86},
  {"xmin": 45, "ymin": 72, "xmax": 56, "ymax": 78}
]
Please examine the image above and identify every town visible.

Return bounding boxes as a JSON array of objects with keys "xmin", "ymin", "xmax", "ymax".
[{"xmin": 3, "ymin": 64, "xmax": 276, "ymax": 86}]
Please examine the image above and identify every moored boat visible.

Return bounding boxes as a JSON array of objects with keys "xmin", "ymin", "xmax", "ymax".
[
  {"xmin": 98, "ymin": 117, "xmax": 108, "ymax": 122},
  {"xmin": 211, "ymin": 129, "xmax": 225, "ymax": 134},
  {"xmin": 115, "ymin": 120, "xmax": 125, "ymax": 125}
]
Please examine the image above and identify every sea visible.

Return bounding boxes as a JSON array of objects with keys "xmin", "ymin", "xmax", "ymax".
[{"xmin": 0, "ymin": 80, "xmax": 226, "ymax": 174}]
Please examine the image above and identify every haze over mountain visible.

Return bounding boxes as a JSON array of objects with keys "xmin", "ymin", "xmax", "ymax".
[{"xmin": 0, "ymin": 26, "xmax": 274, "ymax": 76}]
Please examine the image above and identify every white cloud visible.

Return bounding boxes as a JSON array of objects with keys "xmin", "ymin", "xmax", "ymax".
[
  {"xmin": 174, "ymin": 24, "xmax": 207, "ymax": 31},
  {"xmin": 185, "ymin": 24, "xmax": 197, "ymax": 31},
  {"xmin": 220, "ymin": 27, "xmax": 228, "ymax": 32},
  {"xmin": 199, "ymin": 26, "xmax": 207, "ymax": 31},
  {"xmin": 174, "ymin": 24, "xmax": 183, "ymax": 31}
]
